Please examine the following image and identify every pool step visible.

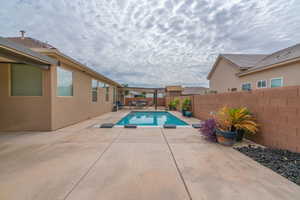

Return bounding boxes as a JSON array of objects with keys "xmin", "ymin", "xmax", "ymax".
[
  {"xmin": 192, "ymin": 124, "xmax": 202, "ymax": 129},
  {"xmin": 100, "ymin": 123, "xmax": 114, "ymax": 128},
  {"xmin": 163, "ymin": 124, "xmax": 177, "ymax": 129},
  {"xmin": 125, "ymin": 124, "xmax": 137, "ymax": 128}
]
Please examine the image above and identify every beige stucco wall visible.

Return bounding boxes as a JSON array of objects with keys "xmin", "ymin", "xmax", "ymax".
[
  {"xmin": 209, "ymin": 58, "xmax": 241, "ymax": 93},
  {"xmin": 0, "ymin": 61, "xmax": 116, "ymax": 131},
  {"xmin": 239, "ymin": 61, "xmax": 300, "ymax": 89},
  {"xmin": 50, "ymin": 62, "xmax": 115, "ymax": 130},
  {"xmin": 0, "ymin": 63, "xmax": 51, "ymax": 131}
]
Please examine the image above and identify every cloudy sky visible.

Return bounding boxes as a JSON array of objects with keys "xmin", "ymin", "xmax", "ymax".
[{"xmin": 1, "ymin": 0, "xmax": 300, "ymax": 87}]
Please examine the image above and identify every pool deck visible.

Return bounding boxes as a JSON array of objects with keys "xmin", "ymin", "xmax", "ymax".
[{"xmin": 0, "ymin": 110, "xmax": 300, "ymax": 200}]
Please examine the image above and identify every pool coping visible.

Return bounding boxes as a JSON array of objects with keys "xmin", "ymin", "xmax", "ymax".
[{"xmin": 113, "ymin": 125, "xmax": 192, "ymax": 128}]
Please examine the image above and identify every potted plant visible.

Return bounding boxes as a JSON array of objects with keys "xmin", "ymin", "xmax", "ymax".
[
  {"xmin": 168, "ymin": 101, "xmax": 175, "ymax": 110},
  {"xmin": 181, "ymin": 98, "xmax": 191, "ymax": 116},
  {"xmin": 214, "ymin": 106, "xmax": 258, "ymax": 145},
  {"xmin": 214, "ymin": 106, "xmax": 237, "ymax": 146},
  {"xmin": 230, "ymin": 107, "xmax": 258, "ymax": 141}
]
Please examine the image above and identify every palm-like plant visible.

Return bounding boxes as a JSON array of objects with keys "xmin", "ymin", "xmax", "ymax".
[{"xmin": 215, "ymin": 106, "xmax": 258, "ymax": 134}]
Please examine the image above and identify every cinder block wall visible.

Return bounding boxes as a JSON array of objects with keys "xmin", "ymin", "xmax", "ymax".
[{"xmin": 191, "ymin": 86, "xmax": 300, "ymax": 153}]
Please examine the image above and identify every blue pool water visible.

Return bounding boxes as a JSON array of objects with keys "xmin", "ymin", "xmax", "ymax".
[{"xmin": 116, "ymin": 111, "xmax": 189, "ymax": 126}]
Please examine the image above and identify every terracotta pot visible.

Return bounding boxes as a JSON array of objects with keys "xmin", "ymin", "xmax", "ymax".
[
  {"xmin": 216, "ymin": 135, "xmax": 235, "ymax": 146},
  {"xmin": 215, "ymin": 129, "xmax": 236, "ymax": 146}
]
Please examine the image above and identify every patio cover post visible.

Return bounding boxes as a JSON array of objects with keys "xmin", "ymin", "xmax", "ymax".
[{"xmin": 154, "ymin": 89, "xmax": 158, "ymax": 110}]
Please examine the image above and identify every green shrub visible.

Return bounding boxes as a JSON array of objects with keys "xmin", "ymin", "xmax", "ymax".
[{"xmin": 168, "ymin": 98, "xmax": 180, "ymax": 110}]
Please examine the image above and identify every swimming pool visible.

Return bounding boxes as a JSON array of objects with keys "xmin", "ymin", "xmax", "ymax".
[{"xmin": 116, "ymin": 111, "xmax": 189, "ymax": 126}]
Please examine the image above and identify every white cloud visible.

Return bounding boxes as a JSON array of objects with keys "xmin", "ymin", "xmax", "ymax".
[{"xmin": 1, "ymin": 0, "xmax": 300, "ymax": 87}]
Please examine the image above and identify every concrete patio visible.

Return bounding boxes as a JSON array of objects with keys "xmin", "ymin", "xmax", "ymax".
[{"xmin": 0, "ymin": 111, "xmax": 299, "ymax": 200}]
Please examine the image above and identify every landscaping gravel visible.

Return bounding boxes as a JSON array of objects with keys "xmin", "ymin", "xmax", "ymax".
[{"xmin": 235, "ymin": 145, "xmax": 300, "ymax": 186}]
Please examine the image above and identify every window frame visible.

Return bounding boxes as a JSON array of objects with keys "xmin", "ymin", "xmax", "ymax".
[
  {"xmin": 257, "ymin": 80, "xmax": 267, "ymax": 89},
  {"xmin": 241, "ymin": 82, "xmax": 251, "ymax": 91},
  {"xmin": 9, "ymin": 64, "xmax": 44, "ymax": 97},
  {"xmin": 112, "ymin": 86, "xmax": 117, "ymax": 103},
  {"xmin": 91, "ymin": 79, "xmax": 98, "ymax": 103},
  {"xmin": 270, "ymin": 77, "xmax": 283, "ymax": 88},
  {"xmin": 98, "ymin": 81, "xmax": 106, "ymax": 88},
  {"xmin": 56, "ymin": 66, "xmax": 74, "ymax": 97},
  {"xmin": 105, "ymin": 85, "xmax": 110, "ymax": 102}
]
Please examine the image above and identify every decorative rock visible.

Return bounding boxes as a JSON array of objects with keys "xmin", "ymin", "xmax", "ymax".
[{"xmin": 235, "ymin": 145, "xmax": 300, "ymax": 186}]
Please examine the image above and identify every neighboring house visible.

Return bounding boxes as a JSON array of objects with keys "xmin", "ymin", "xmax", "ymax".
[
  {"xmin": 165, "ymin": 85, "xmax": 209, "ymax": 96},
  {"xmin": 182, "ymin": 87, "xmax": 209, "ymax": 95},
  {"xmin": 208, "ymin": 43, "xmax": 300, "ymax": 93},
  {"xmin": 0, "ymin": 33, "xmax": 121, "ymax": 131},
  {"xmin": 165, "ymin": 85, "xmax": 183, "ymax": 96}
]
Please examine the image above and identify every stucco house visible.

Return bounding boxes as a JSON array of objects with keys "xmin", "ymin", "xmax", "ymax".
[
  {"xmin": 208, "ymin": 43, "xmax": 300, "ymax": 93},
  {"xmin": 165, "ymin": 85, "xmax": 209, "ymax": 96},
  {"xmin": 0, "ymin": 33, "xmax": 121, "ymax": 131},
  {"xmin": 181, "ymin": 87, "xmax": 209, "ymax": 95}
]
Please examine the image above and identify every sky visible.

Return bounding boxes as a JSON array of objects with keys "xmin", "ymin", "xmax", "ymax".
[{"xmin": 1, "ymin": 0, "xmax": 300, "ymax": 87}]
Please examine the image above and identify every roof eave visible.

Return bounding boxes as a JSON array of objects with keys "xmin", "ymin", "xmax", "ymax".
[
  {"xmin": 37, "ymin": 49, "xmax": 122, "ymax": 87},
  {"xmin": 0, "ymin": 37, "xmax": 58, "ymax": 65},
  {"xmin": 238, "ymin": 57, "xmax": 300, "ymax": 77},
  {"xmin": 207, "ymin": 55, "xmax": 222, "ymax": 80}
]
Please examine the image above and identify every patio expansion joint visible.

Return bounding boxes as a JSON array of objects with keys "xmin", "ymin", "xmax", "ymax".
[
  {"xmin": 63, "ymin": 131, "xmax": 122, "ymax": 200},
  {"xmin": 160, "ymin": 129, "xmax": 193, "ymax": 200}
]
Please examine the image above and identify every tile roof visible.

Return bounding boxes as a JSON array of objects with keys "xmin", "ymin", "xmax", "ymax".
[
  {"xmin": 251, "ymin": 43, "xmax": 300, "ymax": 70},
  {"xmin": 221, "ymin": 54, "xmax": 267, "ymax": 68},
  {"xmin": 0, "ymin": 37, "xmax": 58, "ymax": 65},
  {"xmin": 4, "ymin": 36, "xmax": 121, "ymax": 86},
  {"xmin": 5, "ymin": 37, "xmax": 56, "ymax": 49},
  {"xmin": 209, "ymin": 42, "xmax": 300, "ymax": 79}
]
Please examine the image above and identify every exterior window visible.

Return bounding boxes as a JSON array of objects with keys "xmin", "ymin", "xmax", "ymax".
[
  {"xmin": 11, "ymin": 64, "xmax": 43, "ymax": 96},
  {"xmin": 241, "ymin": 83, "xmax": 251, "ymax": 91},
  {"xmin": 257, "ymin": 80, "xmax": 267, "ymax": 88},
  {"xmin": 57, "ymin": 67, "xmax": 73, "ymax": 96},
  {"xmin": 113, "ymin": 87, "xmax": 117, "ymax": 103},
  {"xmin": 271, "ymin": 78, "xmax": 283, "ymax": 88},
  {"xmin": 105, "ymin": 85, "xmax": 110, "ymax": 102},
  {"xmin": 92, "ymin": 79, "xmax": 98, "ymax": 102},
  {"xmin": 98, "ymin": 81, "xmax": 106, "ymax": 88}
]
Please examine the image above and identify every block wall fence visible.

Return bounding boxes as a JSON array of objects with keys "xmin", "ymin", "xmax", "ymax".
[{"xmin": 167, "ymin": 86, "xmax": 300, "ymax": 153}]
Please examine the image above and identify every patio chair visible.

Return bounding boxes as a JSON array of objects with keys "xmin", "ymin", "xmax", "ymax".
[{"xmin": 136, "ymin": 100, "xmax": 146, "ymax": 109}]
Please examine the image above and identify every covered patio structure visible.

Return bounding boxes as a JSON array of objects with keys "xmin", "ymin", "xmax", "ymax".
[{"xmin": 119, "ymin": 87, "xmax": 166, "ymax": 109}]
